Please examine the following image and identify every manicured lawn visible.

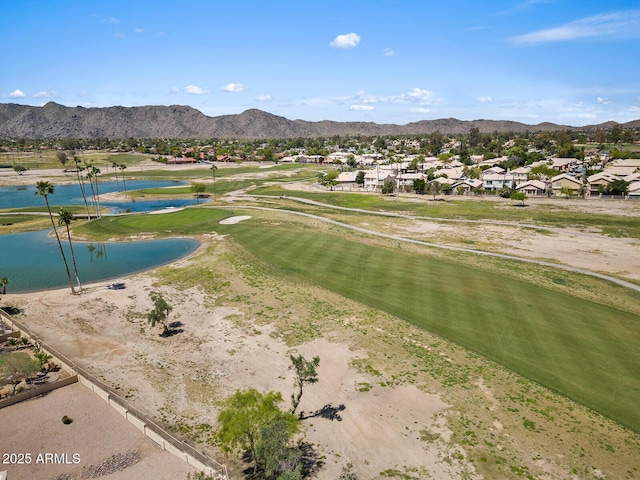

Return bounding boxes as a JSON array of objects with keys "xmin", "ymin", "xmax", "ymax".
[{"xmin": 72, "ymin": 208, "xmax": 232, "ymax": 239}]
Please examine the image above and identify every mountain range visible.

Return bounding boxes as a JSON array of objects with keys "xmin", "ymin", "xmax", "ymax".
[{"xmin": 0, "ymin": 102, "xmax": 638, "ymax": 139}]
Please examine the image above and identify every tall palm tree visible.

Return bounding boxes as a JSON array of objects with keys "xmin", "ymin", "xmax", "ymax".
[
  {"xmin": 90, "ymin": 166, "xmax": 102, "ymax": 218},
  {"xmin": 58, "ymin": 207, "xmax": 82, "ymax": 290},
  {"xmin": 111, "ymin": 161, "xmax": 120, "ymax": 190},
  {"xmin": 85, "ymin": 165, "xmax": 97, "ymax": 215},
  {"xmin": 35, "ymin": 181, "xmax": 76, "ymax": 294},
  {"xmin": 119, "ymin": 164, "xmax": 128, "ymax": 200},
  {"xmin": 210, "ymin": 163, "xmax": 218, "ymax": 201},
  {"xmin": 73, "ymin": 156, "xmax": 91, "ymax": 219}
]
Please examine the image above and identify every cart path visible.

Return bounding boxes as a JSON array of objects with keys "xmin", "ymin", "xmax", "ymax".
[{"xmin": 212, "ymin": 203, "xmax": 640, "ymax": 293}]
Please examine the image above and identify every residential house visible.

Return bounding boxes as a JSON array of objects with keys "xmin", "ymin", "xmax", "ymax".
[
  {"xmin": 511, "ymin": 166, "xmax": 531, "ymax": 185},
  {"xmin": 397, "ymin": 172, "xmax": 425, "ymax": 191},
  {"xmin": 481, "ymin": 172, "xmax": 515, "ymax": 191},
  {"xmin": 364, "ymin": 167, "xmax": 394, "ymax": 191},
  {"xmin": 586, "ymin": 171, "xmax": 620, "ymax": 196},
  {"xmin": 628, "ymin": 181, "xmax": 640, "ymax": 200},
  {"xmin": 336, "ymin": 171, "xmax": 359, "ymax": 186},
  {"xmin": 550, "ymin": 173, "xmax": 583, "ymax": 196},
  {"xmin": 515, "ymin": 180, "xmax": 546, "ymax": 197},
  {"xmin": 551, "ymin": 157, "xmax": 580, "ymax": 172},
  {"xmin": 604, "ymin": 159, "xmax": 640, "ymax": 176},
  {"xmin": 452, "ymin": 179, "xmax": 483, "ymax": 195}
]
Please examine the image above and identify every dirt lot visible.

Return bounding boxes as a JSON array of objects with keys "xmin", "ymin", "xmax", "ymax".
[{"xmin": 0, "ymin": 382, "xmax": 196, "ymax": 480}]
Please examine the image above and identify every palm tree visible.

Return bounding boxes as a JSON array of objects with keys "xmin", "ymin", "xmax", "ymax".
[
  {"xmin": 58, "ymin": 207, "xmax": 82, "ymax": 290},
  {"xmin": 210, "ymin": 164, "xmax": 218, "ymax": 201},
  {"xmin": 112, "ymin": 161, "xmax": 120, "ymax": 190},
  {"xmin": 85, "ymin": 166, "xmax": 97, "ymax": 215},
  {"xmin": 1, "ymin": 277, "xmax": 8, "ymax": 294},
  {"xmin": 73, "ymin": 156, "xmax": 91, "ymax": 219},
  {"xmin": 119, "ymin": 164, "xmax": 128, "ymax": 200},
  {"xmin": 90, "ymin": 166, "xmax": 102, "ymax": 218},
  {"xmin": 35, "ymin": 181, "xmax": 76, "ymax": 294}
]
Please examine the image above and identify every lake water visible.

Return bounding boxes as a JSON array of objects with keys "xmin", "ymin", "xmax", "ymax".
[
  {"xmin": 0, "ymin": 229, "xmax": 200, "ymax": 293},
  {"xmin": 0, "ymin": 180, "xmax": 203, "ymax": 292},
  {"xmin": 0, "ymin": 179, "xmax": 201, "ymax": 212}
]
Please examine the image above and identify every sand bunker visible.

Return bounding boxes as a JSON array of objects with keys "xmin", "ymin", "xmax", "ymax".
[
  {"xmin": 219, "ymin": 215, "xmax": 251, "ymax": 224},
  {"xmin": 148, "ymin": 207, "xmax": 185, "ymax": 215}
]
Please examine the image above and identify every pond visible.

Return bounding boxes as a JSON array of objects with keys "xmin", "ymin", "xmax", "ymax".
[
  {"xmin": 0, "ymin": 229, "xmax": 200, "ymax": 293},
  {"xmin": 0, "ymin": 180, "xmax": 203, "ymax": 213}
]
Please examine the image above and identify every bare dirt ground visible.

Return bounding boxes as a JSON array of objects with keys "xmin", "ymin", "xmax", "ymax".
[
  {"xmin": 2, "ymin": 165, "xmax": 640, "ymax": 479},
  {"xmin": 0, "ymin": 382, "xmax": 196, "ymax": 480}
]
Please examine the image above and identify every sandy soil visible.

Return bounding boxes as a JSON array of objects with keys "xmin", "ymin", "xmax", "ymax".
[{"xmin": 0, "ymin": 382, "xmax": 196, "ymax": 480}]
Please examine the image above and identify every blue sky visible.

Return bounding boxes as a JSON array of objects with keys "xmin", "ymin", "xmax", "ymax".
[{"xmin": 1, "ymin": 0, "xmax": 640, "ymax": 126}]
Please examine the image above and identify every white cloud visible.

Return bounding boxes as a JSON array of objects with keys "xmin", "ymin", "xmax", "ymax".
[
  {"xmin": 105, "ymin": 17, "xmax": 119, "ymax": 24},
  {"xmin": 345, "ymin": 88, "xmax": 440, "ymax": 108},
  {"xmin": 221, "ymin": 83, "xmax": 246, "ymax": 93},
  {"xmin": 477, "ymin": 96, "xmax": 493, "ymax": 104},
  {"xmin": 330, "ymin": 33, "xmax": 361, "ymax": 48},
  {"xmin": 382, "ymin": 48, "xmax": 395, "ymax": 56},
  {"xmin": 406, "ymin": 87, "xmax": 435, "ymax": 102},
  {"xmin": 257, "ymin": 95, "xmax": 272, "ymax": 101},
  {"xmin": 350, "ymin": 104, "xmax": 374, "ymax": 111},
  {"xmin": 134, "ymin": 28, "xmax": 144, "ymax": 33},
  {"xmin": 185, "ymin": 85, "xmax": 210, "ymax": 95},
  {"xmin": 409, "ymin": 107, "xmax": 431, "ymax": 113},
  {"xmin": 33, "ymin": 90, "xmax": 58, "ymax": 98},
  {"xmin": 597, "ymin": 96, "xmax": 610, "ymax": 105},
  {"xmin": 170, "ymin": 86, "xmax": 180, "ymax": 94},
  {"xmin": 511, "ymin": 10, "xmax": 640, "ymax": 45},
  {"xmin": 9, "ymin": 89, "xmax": 25, "ymax": 98}
]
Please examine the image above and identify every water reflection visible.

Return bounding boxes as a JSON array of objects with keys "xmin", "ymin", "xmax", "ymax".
[
  {"xmin": 0, "ymin": 230, "xmax": 199, "ymax": 293},
  {"xmin": 87, "ymin": 243, "xmax": 109, "ymax": 262}
]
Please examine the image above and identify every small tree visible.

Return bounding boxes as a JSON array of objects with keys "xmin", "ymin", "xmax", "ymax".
[
  {"xmin": 510, "ymin": 191, "xmax": 527, "ymax": 206},
  {"xmin": 321, "ymin": 170, "xmax": 339, "ymax": 190},
  {"xmin": 147, "ymin": 292, "xmax": 173, "ymax": 335},
  {"xmin": 56, "ymin": 151, "xmax": 68, "ymax": 168},
  {"xmin": 190, "ymin": 182, "xmax": 207, "ymax": 203},
  {"xmin": 381, "ymin": 179, "xmax": 394, "ymax": 195},
  {"xmin": 413, "ymin": 178, "xmax": 426, "ymax": 194},
  {"xmin": 1, "ymin": 353, "xmax": 40, "ymax": 395},
  {"xmin": 355, "ymin": 170, "xmax": 365, "ymax": 186},
  {"xmin": 1, "ymin": 277, "xmax": 7, "ymax": 294},
  {"xmin": 255, "ymin": 416, "xmax": 303, "ymax": 479},
  {"xmin": 216, "ymin": 389, "xmax": 298, "ymax": 472},
  {"xmin": 33, "ymin": 343, "xmax": 52, "ymax": 366},
  {"xmin": 289, "ymin": 354, "xmax": 320, "ymax": 414},
  {"xmin": 13, "ymin": 165, "xmax": 28, "ymax": 175}
]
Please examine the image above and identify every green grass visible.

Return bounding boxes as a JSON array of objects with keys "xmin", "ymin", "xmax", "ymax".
[
  {"xmin": 71, "ymin": 207, "xmax": 232, "ymax": 240},
  {"xmin": 0, "ymin": 151, "xmax": 144, "ymax": 171},
  {"xmin": 75, "ymin": 207, "xmax": 640, "ymax": 432}
]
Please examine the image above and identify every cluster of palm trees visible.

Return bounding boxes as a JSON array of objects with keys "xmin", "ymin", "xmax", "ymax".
[
  {"xmin": 33, "ymin": 159, "xmax": 130, "ymax": 295},
  {"xmin": 35, "ymin": 182, "xmax": 81, "ymax": 294},
  {"xmin": 71, "ymin": 157, "xmax": 128, "ymax": 220}
]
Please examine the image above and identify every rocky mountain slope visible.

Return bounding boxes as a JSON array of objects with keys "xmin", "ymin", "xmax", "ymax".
[{"xmin": 0, "ymin": 102, "xmax": 634, "ymax": 139}]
